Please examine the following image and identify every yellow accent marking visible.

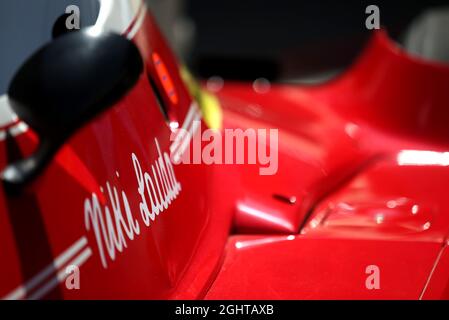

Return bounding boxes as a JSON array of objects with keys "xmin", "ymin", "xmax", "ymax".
[{"xmin": 180, "ymin": 66, "xmax": 223, "ymax": 130}]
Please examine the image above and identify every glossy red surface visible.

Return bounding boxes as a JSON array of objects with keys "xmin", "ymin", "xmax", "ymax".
[
  {"xmin": 206, "ymin": 235, "xmax": 441, "ymax": 300},
  {"xmin": 208, "ymin": 31, "xmax": 449, "ymax": 299},
  {"xmin": 1, "ymin": 3, "xmax": 449, "ymax": 299},
  {"xmin": 0, "ymin": 6, "xmax": 234, "ymax": 300}
]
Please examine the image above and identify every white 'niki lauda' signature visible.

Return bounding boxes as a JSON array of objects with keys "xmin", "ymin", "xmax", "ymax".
[{"xmin": 84, "ymin": 139, "xmax": 182, "ymax": 268}]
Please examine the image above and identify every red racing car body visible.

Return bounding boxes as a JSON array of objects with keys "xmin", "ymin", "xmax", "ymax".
[{"xmin": 1, "ymin": 0, "xmax": 449, "ymax": 300}]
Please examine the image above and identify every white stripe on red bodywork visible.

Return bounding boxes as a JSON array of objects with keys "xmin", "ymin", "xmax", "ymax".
[{"xmin": 4, "ymin": 237, "xmax": 90, "ymax": 300}]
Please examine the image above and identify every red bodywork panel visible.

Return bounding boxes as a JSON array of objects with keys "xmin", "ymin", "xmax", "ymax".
[
  {"xmin": 1, "ymin": 4, "xmax": 449, "ymax": 300},
  {"xmin": 206, "ymin": 236, "xmax": 440, "ymax": 300}
]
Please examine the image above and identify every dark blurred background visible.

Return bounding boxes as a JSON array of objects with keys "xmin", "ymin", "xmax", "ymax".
[{"xmin": 147, "ymin": 0, "xmax": 449, "ymax": 83}]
